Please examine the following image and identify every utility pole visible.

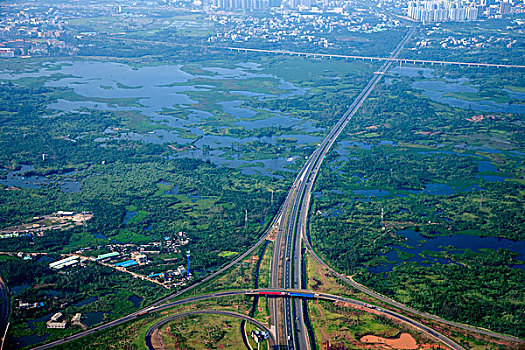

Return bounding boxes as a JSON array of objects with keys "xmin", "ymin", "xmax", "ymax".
[
  {"xmin": 480, "ymin": 194, "xmax": 483, "ymax": 210},
  {"xmin": 186, "ymin": 250, "xmax": 190, "ymax": 276},
  {"xmin": 381, "ymin": 207, "xmax": 384, "ymax": 227},
  {"xmin": 244, "ymin": 209, "xmax": 248, "ymax": 230}
]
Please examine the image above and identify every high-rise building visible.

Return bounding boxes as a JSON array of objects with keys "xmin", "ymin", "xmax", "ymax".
[
  {"xmin": 499, "ymin": 1, "xmax": 511, "ymax": 14},
  {"xmin": 212, "ymin": 0, "xmax": 270, "ymax": 9},
  {"xmin": 407, "ymin": 0, "xmax": 478, "ymax": 22}
]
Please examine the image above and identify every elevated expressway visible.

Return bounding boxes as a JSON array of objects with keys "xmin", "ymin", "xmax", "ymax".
[
  {"xmin": 226, "ymin": 47, "xmax": 525, "ymax": 69},
  {"xmin": 28, "ymin": 26, "xmax": 524, "ymax": 350},
  {"xmin": 270, "ymin": 27, "xmax": 416, "ymax": 350}
]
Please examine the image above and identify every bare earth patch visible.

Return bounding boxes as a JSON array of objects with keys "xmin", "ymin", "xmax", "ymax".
[
  {"xmin": 151, "ymin": 328, "xmax": 168, "ymax": 350},
  {"xmin": 360, "ymin": 333, "xmax": 418, "ymax": 349}
]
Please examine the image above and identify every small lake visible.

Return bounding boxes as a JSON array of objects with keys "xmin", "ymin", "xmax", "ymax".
[
  {"xmin": 74, "ymin": 295, "xmax": 98, "ymax": 308},
  {"xmin": 390, "ymin": 66, "xmax": 435, "ymax": 78},
  {"xmin": 128, "ymin": 294, "xmax": 143, "ymax": 308},
  {"xmin": 27, "ymin": 313, "xmax": 53, "ymax": 329},
  {"xmin": 412, "ymin": 80, "xmax": 525, "ymax": 115},
  {"xmin": 370, "ymin": 229, "xmax": 525, "ymax": 273},
  {"xmin": 0, "ymin": 165, "xmax": 81, "ymax": 193},
  {"xmin": 14, "ymin": 333, "xmax": 49, "ymax": 349},
  {"xmin": 408, "ymin": 183, "xmax": 457, "ymax": 196},
  {"xmin": 91, "ymin": 232, "xmax": 108, "ymax": 240},
  {"xmin": 83, "ymin": 311, "xmax": 107, "ymax": 327}
]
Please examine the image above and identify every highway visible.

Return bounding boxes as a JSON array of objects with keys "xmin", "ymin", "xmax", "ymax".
[
  {"xmin": 270, "ymin": 26, "xmax": 416, "ymax": 350},
  {"xmin": 33, "ymin": 288, "xmax": 464, "ymax": 350},
  {"xmin": 27, "ymin": 25, "xmax": 524, "ymax": 350},
  {"xmin": 144, "ymin": 310, "xmax": 275, "ymax": 350},
  {"xmin": 303, "ymin": 237, "xmax": 525, "ymax": 344},
  {"xmin": 30, "ymin": 209, "xmax": 282, "ymax": 350},
  {"xmin": 146, "ymin": 194, "xmax": 288, "ymax": 310},
  {"xmin": 226, "ymin": 46, "xmax": 525, "ymax": 69},
  {"xmin": 262, "ymin": 23, "xmax": 524, "ymax": 347}
]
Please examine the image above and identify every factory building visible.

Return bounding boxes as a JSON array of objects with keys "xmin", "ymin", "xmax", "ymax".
[{"xmin": 49, "ymin": 256, "xmax": 79, "ymax": 270}]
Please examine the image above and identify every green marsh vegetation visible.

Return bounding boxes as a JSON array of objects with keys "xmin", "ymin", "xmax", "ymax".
[{"xmin": 309, "ymin": 67, "xmax": 525, "ymax": 337}]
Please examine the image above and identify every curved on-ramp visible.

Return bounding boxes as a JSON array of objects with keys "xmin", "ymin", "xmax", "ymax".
[
  {"xmin": 144, "ymin": 310, "xmax": 275, "ymax": 350},
  {"xmin": 33, "ymin": 288, "xmax": 462, "ymax": 350}
]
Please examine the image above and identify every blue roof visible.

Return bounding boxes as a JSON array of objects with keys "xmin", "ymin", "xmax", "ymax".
[{"xmin": 115, "ymin": 260, "xmax": 138, "ymax": 268}]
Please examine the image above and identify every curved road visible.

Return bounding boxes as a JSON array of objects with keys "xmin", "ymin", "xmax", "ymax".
[
  {"xmin": 144, "ymin": 310, "xmax": 275, "ymax": 350},
  {"xmin": 304, "ymin": 239, "xmax": 525, "ymax": 344},
  {"xmin": 33, "ymin": 288, "xmax": 463, "ymax": 350},
  {"xmin": 260, "ymin": 24, "xmax": 524, "ymax": 347},
  {"xmin": 28, "ymin": 25, "xmax": 523, "ymax": 350}
]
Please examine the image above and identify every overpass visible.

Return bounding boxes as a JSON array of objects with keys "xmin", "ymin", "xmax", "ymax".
[
  {"xmin": 226, "ymin": 46, "xmax": 525, "ymax": 69},
  {"xmin": 32, "ymin": 288, "xmax": 464, "ymax": 350},
  {"xmin": 23, "ymin": 27, "xmax": 525, "ymax": 350}
]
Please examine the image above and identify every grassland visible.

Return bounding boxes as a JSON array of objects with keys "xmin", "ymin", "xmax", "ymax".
[{"xmin": 159, "ymin": 314, "xmax": 246, "ymax": 350}]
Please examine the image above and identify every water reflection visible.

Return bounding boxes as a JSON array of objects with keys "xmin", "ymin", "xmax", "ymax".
[
  {"xmin": 0, "ymin": 165, "xmax": 81, "ymax": 193},
  {"xmin": 370, "ymin": 229, "xmax": 525, "ymax": 273}
]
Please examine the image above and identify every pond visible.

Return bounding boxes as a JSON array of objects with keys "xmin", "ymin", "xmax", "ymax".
[
  {"xmin": 14, "ymin": 333, "xmax": 49, "ymax": 349},
  {"xmin": 353, "ymin": 189, "xmax": 390, "ymax": 197},
  {"xmin": 475, "ymin": 174, "xmax": 509, "ymax": 182},
  {"xmin": 408, "ymin": 183, "xmax": 456, "ymax": 196},
  {"xmin": 74, "ymin": 295, "xmax": 98, "ymax": 308},
  {"xmin": 91, "ymin": 232, "xmax": 108, "ymax": 240},
  {"xmin": 83, "ymin": 311, "xmax": 107, "ymax": 327},
  {"xmin": 476, "ymin": 160, "xmax": 498, "ymax": 173},
  {"xmin": 128, "ymin": 294, "xmax": 143, "ymax": 308},
  {"xmin": 123, "ymin": 210, "xmax": 137, "ymax": 224},
  {"xmin": 390, "ymin": 66, "xmax": 435, "ymax": 78}
]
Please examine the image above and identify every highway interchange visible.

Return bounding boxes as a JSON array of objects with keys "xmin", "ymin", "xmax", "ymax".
[
  {"xmin": 33, "ymin": 288, "xmax": 467, "ymax": 350},
  {"xmin": 4, "ymin": 26, "xmax": 522, "ymax": 350}
]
